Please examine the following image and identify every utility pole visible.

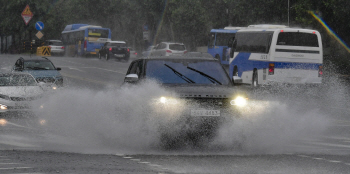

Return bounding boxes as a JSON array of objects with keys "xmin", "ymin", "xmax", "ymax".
[{"xmin": 288, "ymin": 0, "xmax": 290, "ymax": 26}]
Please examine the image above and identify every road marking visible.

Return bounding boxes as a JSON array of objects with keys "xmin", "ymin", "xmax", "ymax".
[
  {"xmin": 0, "ymin": 167, "xmax": 33, "ymax": 170},
  {"xmin": 312, "ymin": 158, "xmax": 324, "ymax": 160},
  {"xmin": 131, "ymin": 159, "xmax": 141, "ymax": 161},
  {"xmin": 123, "ymin": 156, "xmax": 132, "ymax": 159},
  {"xmin": 0, "ymin": 163, "xmax": 20, "ymax": 164},
  {"xmin": 328, "ymin": 160, "xmax": 342, "ymax": 163},
  {"xmin": 67, "ymin": 67, "xmax": 85, "ymax": 72},
  {"xmin": 138, "ymin": 161, "xmax": 150, "ymax": 164}
]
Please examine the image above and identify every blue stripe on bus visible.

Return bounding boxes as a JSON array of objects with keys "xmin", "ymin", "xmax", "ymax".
[{"xmin": 229, "ymin": 52, "xmax": 322, "ymax": 78}]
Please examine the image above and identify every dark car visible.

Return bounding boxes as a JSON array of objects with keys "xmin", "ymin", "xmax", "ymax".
[
  {"xmin": 123, "ymin": 56, "xmax": 248, "ymax": 147},
  {"xmin": 98, "ymin": 41, "xmax": 130, "ymax": 61},
  {"xmin": 12, "ymin": 57, "xmax": 63, "ymax": 87}
]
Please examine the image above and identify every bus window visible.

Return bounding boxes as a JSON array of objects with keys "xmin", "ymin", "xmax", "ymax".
[
  {"xmin": 216, "ymin": 33, "xmax": 235, "ymax": 46},
  {"xmin": 277, "ymin": 32, "xmax": 319, "ymax": 47},
  {"xmin": 236, "ymin": 32, "xmax": 273, "ymax": 53}
]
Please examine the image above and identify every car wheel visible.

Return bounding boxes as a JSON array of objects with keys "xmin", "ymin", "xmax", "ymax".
[
  {"xmin": 252, "ymin": 69, "xmax": 258, "ymax": 87},
  {"xmin": 105, "ymin": 53, "xmax": 109, "ymax": 60}
]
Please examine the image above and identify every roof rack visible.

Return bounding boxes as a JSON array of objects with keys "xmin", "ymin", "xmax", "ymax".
[{"xmin": 248, "ymin": 24, "xmax": 288, "ymax": 29}]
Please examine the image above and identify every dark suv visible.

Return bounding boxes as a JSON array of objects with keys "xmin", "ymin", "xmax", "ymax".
[
  {"xmin": 124, "ymin": 56, "xmax": 249, "ymax": 147},
  {"xmin": 98, "ymin": 41, "xmax": 130, "ymax": 61},
  {"xmin": 12, "ymin": 57, "xmax": 63, "ymax": 87}
]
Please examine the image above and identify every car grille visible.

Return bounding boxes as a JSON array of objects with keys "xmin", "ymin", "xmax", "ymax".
[
  {"xmin": 36, "ymin": 77, "xmax": 55, "ymax": 83},
  {"xmin": 184, "ymin": 98, "xmax": 231, "ymax": 109},
  {"xmin": 7, "ymin": 105, "xmax": 31, "ymax": 110}
]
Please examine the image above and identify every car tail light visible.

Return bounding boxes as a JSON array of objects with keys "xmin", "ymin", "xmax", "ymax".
[
  {"xmin": 61, "ymin": 46, "xmax": 65, "ymax": 49},
  {"xmin": 109, "ymin": 47, "xmax": 112, "ymax": 52},
  {"xmin": 49, "ymin": 46, "xmax": 51, "ymax": 48},
  {"xmin": 166, "ymin": 50, "xmax": 172, "ymax": 53},
  {"xmin": 84, "ymin": 41, "xmax": 87, "ymax": 49},
  {"xmin": 127, "ymin": 48, "xmax": 130, "ymax": 52},
  {"xmin": 318, "ymin": 65, "xmax": 323, "ymax": 77},
  {"xmin": 134, "ymin": 52, "xmax": 137, "ymax": 55},
  {"xmin": 268, "ymin": 63, "xmax": 274, "ymax": 75}
]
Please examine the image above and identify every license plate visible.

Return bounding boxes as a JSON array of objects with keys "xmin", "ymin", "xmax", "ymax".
[
  {"xmin": 190, "ymin": 110, "xmax": 220, "ymax": 116},
  {"xmin": 114, "ymin": 54, "xmax": 124, "ymax": 57}
]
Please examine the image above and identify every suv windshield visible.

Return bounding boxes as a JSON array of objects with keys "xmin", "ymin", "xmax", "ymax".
[
  {"xmin": 23, "ymin": 61, "xmax": 56, "ymax": 70},
  {"xmin": 169, "ymin": 44, "xmax": 186, "ymax": 51},
  {"xmin": 145, "ymin": 59, "xmax": 230, "ymax": 85}
]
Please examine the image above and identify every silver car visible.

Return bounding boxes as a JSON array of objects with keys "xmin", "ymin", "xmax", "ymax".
[
  {"xmin": 150, "ymin": 42, "xmax": 187, "ymax": 56},
  {"xmin": 45, "ymin": 40, "xmax": 65, "ymax": 56},
  {"xmin": 0, "ymin": 73, "xmax": 44, "ymax": 115}
]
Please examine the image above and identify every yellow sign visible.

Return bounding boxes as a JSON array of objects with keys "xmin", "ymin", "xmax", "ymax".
[
  {"xmin": 36, "ymin": 46, "xmax": 51, "ymax": 56},
  {"xmin": 35, "ymin": 31, "xmax": 43, "ymax": 39},
  {"xmin": 22, "ymin": 5, "xmax": 33, "ymax": 16}
]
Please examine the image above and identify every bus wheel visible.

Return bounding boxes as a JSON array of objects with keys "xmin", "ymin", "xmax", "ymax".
[{"xmin": 252, "ymin": 69, "xmax": 258, "ymax": 87}]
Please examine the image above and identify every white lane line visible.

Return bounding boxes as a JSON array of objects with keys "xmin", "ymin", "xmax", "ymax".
[
  {"xmin": 327, "ymin": 160, "xmax": 342, "ymax": 163},
  {"xmin": 0, "ymin": 163, "xmax": 20, "ymax": 164},
  {"xmin": 312, "ymin": 158, "xmax": 324, "ymax": 160},
  {"xmin": 138, "ymin": 162, "xmax": 150, "ymax": 164},
  {"xmin": 148, "ymin": 164, "xmax": 162, "ymax": 167},
  {"xmin": 123, "ymin": 157, "xmax": 132, "ymax": 159},
  {"xmin": 0, "ymin": 167, "xmax": 33, "ymax": 170},
  {"xmin": 67, "ymin": 67, "xmax": 85, "ymax": 72},
  {"xmin": 298, "ymin": 155, "xmax": 310, "ymax": 158},
  {"xmin": 345, "ymin": 163, "xmax": 350, "ymax": 166},
  {"xmin": 0, "ymin": 159, "xmax": 11, "ymax": 161}
]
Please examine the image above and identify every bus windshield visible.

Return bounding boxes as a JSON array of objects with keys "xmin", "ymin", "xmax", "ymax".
[{"xmin": 88, "ymin": 29, "xmax": 109, "ymax": 38}]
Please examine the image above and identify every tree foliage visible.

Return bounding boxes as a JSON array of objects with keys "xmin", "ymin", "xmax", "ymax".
[{"xmin": 2, "ymin": 0, "xmax": 350, "ymax": 58}]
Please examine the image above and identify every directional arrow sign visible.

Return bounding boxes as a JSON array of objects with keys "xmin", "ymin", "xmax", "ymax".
[
  {"xmin": 21, "ymin": 5, "xmax": 33, "ymax": 25},
  {"xmin": 35, "ymin": 21, "xmax": 44, "ymax": 31}
]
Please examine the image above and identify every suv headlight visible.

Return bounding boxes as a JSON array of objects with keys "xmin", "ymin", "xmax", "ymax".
[
  {"xmin": 159, "ymin": 96, "xmax": 178, "ymax": 104},
  {"xmin": 230, "ymin": 96, "xmax": 248, "ymax": 107}
]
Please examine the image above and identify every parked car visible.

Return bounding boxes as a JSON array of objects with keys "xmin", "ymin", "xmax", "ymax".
[
  {"xmin": 98, "ymin": 41, "xmax": 130, "ymax": 61},
  {"xmin": 44, "ymin": 40, "xmax": 65, "ymax": 56},
  {"xmin": 142, "ymin": 46, "xmax": 155, "ymax": 57},
  {"xmin": 150, "ymin": 42, "xmax": 187, "ymax": 56},
  {"xmin": 123, "ymin": 56, "xmax": 248, "ymax": 148},
  {"xmin": 12, "ymin": 57, "xmax": 63, "ymax": 87}
]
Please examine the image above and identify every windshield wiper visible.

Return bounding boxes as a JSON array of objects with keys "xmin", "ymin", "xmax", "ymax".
[
  {"xmin": 164, "ymin": 64, "xmax": 195, "ymax": 83},
  {"xmin": 187, "ymin": 66, "xmax": 222, "ymax": 85}
]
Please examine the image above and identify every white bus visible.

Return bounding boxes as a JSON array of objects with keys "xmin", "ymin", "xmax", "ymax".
[{"xmin": 228, "ymin": 25, "xmax": 323, "ymax": 87}]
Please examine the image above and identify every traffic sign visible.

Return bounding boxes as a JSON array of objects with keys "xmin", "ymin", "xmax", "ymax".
[
  {"xmin": 143, "ymin": 31, "xmax": 149, "ymax": 40},
  {"xmin": 36, "ymin": 31, "xmax": 44, "ymax": 39},
  {"xmin": 21, "ymin": 5, "xmax": 33, "ymax": 25},
  {"xmin": 143, "ymin": 24, "xmax": 148, "ymax": 31},
  {"xmin": 35, "ymin": 21, "xmax": 44, "ymax": 31}
]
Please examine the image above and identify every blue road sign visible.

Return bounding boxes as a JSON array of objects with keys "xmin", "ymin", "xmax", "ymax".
[
  {"xmin": 35, "ymin": 21, "xmax": 44, "ymax": 31},
  {"xmin": 143, "ymin": 24, "xmax": 148, "ymax": 31}
]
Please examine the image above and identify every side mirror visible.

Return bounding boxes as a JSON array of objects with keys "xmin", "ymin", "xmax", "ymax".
[
  {"xmin": 124, "ymin": 74, "xmax": 139, "ymax": 83},
  {"xmin": 56, "ymin": 67, "xmax": 61, "ymax": 71}
]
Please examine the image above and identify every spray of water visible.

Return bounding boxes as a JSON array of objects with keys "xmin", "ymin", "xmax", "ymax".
[{"xmin": 26, "ymin": 75, "xmax": 348, "ymax": 155}]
